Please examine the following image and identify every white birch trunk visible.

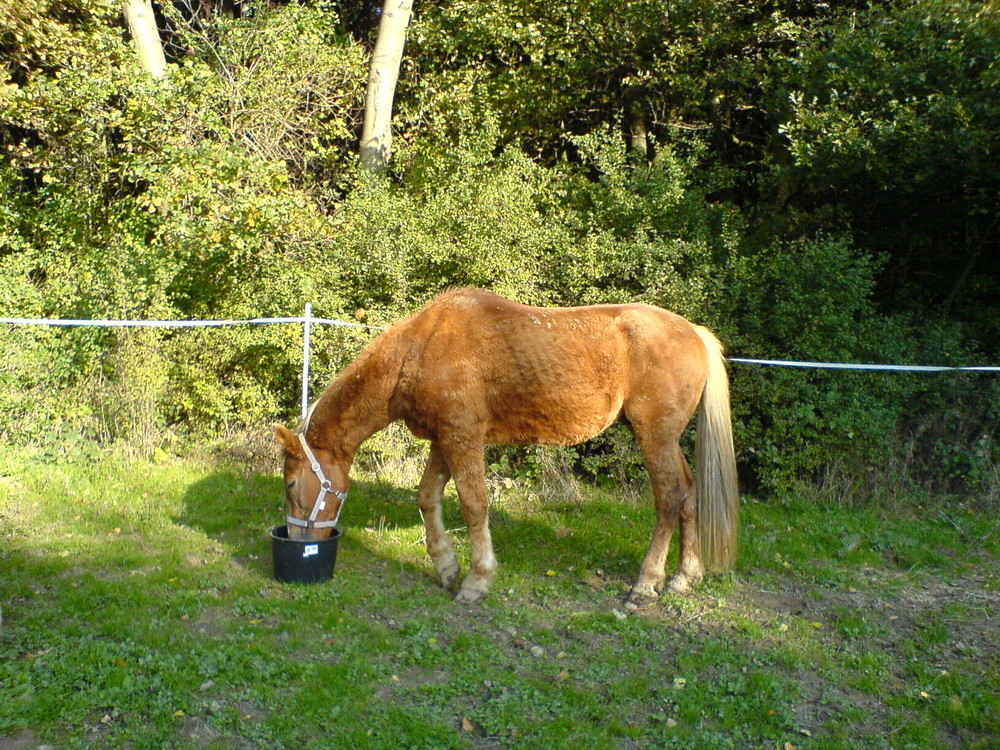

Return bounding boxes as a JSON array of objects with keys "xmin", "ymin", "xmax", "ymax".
[
  {"xmin": 123, "ymin": 0, "xmax": 167, "ymax": 79},
  {"xmin": 360, "ymin": 0, "xmax": 413, "ymax": 172}
]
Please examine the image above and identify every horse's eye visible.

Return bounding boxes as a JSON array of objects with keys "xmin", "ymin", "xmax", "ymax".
[{"xmin": 286, "ymin": 480, "xmax": 297, "ymax": 490}]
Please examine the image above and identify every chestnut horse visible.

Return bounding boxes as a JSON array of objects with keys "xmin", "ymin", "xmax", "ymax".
[{"xmin": 275, "ymin": 288, "xmax": 738, "ymax": 609}]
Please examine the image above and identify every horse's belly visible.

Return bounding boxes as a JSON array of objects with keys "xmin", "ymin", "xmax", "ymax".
[{"xmin": 486, "ymin": 391, "xmax": 624, "ymax": 446}]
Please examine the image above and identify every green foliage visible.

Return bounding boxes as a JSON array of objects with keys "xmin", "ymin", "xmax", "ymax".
[
  {"xmin": 774, "ymin": 0, "xmax": 1000, "ymax": 337},
  {"xmin": 0, "ymin": 0, "xmax": 996, "ymax": 494},
  {"xmin": 727, "ymin": 235, "xmax": 994, "ymax": 495},
  {"xmin": 0, "ymin": 3, "xmax": 366, "ymax": 443},
  {"xmin": 0, "ymin": 0, "xmax": 123, "ymax": 82},
  {"xmin": 782, "ymin": 0, "xmax": 998, "ymax": 185},
  {"xmin": 330, "ymin": 120, "xmax": 731, "ymax": 318}
]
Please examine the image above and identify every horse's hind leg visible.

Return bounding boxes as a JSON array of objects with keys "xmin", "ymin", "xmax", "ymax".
[
  {"xmin": 666, "ymin": 444, "xmax": 704, "ymax": 596},
  {"xmin": 419, "ymin": 443, "xmax": 460, "ymax": 591},
  {"xmin": 625, "ymin": 430, "xmax": 697, "ymax": 610}
]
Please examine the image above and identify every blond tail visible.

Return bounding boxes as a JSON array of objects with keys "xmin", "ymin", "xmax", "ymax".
[{"xmin": 693, "ymin": 325, "xmax": 739, "ymax": 571}]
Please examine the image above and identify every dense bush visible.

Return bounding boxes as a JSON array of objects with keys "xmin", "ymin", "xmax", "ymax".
[
  {"xmin": 1, "ymin": 1, "xmax": 996, "ymax": 499},
  {"xmin": 0, "ymin": 4, "xmax": 365, "ymax": 440}
]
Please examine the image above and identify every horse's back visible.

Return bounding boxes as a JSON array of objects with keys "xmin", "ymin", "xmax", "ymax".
[{"xmin": 393, "ymin": 289, "xmax": 710, "ymax": 445}]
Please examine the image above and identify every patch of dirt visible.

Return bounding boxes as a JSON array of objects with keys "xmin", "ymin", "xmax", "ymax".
[
  {"xmin": 187, "ymin": 606, "xmax": 231, "ymax": 637},
  {"xmin": 716, "ymin": 565, "xmax": 999, "ymax": 747},
  {"xmin": 175, "ymin": 713, "xmax": 260, "ymax": 750},
  {"xmin": 743, "ymin": 566, "xmax": 1000, "ymax": 658},
  {"xmin": 176, "ymin": 715, "xmax": 223, "ymax": 746},
  {"xmin": 376, "ymin": 667, "xmax": 452, "ymax": 700},
  {"xmin": 0, "ymin": 731, "xmax": 48, "ymax": 750}
]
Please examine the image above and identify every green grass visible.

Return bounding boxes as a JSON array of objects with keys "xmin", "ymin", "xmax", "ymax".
[{"xmin": 1, "ymin": 445, "xmax": 998, "ymax": 749}]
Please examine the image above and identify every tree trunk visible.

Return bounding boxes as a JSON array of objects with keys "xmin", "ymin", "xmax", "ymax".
[
  {"xmin": 123, "ymin": 0, "xmax": 167, "ymax": 79},
  {"xmin": 624, "ymin": 91, "xmax": 650, "ymax": 163},
  {"xmin": 360, "ymin": 0, "xmax": 414, "ymax": 172}
]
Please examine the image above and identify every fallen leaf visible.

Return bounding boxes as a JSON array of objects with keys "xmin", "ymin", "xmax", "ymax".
[
  {"xmin": 545, "ymin": 569, "xmax": 557, "ymax": 577},
  {"xmin": 461, "ymin": 718, "xmax": 475, "ymax": 732},
  {"xmin": 173, "ymin": 710, "xmax": 185, "ymax": 718}
]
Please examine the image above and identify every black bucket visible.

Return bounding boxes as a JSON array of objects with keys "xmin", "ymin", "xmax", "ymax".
[{"xmin": 269, "ymin": 525, "xmax": 341, "ymax": 583}]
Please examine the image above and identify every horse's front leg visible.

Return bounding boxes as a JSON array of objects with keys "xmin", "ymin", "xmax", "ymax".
[
  {"xmin": 418, "ymin": 443, "xmax": 460, "ymax": 591},
  {"xmin": 440, "ymin": 440, "xmax": 497, "ymax": 604}
]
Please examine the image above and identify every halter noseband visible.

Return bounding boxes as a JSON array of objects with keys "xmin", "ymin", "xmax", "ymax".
[{"xmin": 286, "ymin": 432, "xmax": 347, "ymax": 531}]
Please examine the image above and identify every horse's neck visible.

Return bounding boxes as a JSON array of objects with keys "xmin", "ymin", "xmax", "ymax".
[{"xmin": 308, "ymin": 342, "xmax": 398, "ymax": 459}]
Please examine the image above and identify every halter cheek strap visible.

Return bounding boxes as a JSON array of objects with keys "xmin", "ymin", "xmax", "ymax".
[{"xmin": 286, "ymin": 432, "xmax": 347, "ymax": 530}]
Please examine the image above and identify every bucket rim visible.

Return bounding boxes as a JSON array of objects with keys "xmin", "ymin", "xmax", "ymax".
[{"xmin": 269, "ymin": 524, "xmax": 342, "ymax": 542}]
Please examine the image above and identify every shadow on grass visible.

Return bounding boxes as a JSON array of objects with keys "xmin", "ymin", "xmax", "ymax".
[{"xmin": 173, "ymin": 467, "xmax": 653, "ymax": 597}]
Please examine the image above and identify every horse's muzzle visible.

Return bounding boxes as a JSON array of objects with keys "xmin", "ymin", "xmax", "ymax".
[{"xmin": 287, "ymin": 523, "xmax": 334, "ymax": 542}]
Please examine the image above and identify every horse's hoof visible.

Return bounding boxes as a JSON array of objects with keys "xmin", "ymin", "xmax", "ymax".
[
  {"xmin": 624, "ymin": 589, "xmax": 659, "ymax": 611},
  {"xmin": 454, "ymin": 587, "xmax": 486, "ymax": 604},
  {"xmin": 665, "ymin": 575, "xmax": 694, "ymax": 596},
  {"xmin": 439, "ymin": 562, "xmax": 461, "ymax": 592}
]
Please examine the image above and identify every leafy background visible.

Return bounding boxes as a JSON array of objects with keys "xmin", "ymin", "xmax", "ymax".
[{"xmin": 1, "ymin": 0, "xmax": 998, "ymax": 499}]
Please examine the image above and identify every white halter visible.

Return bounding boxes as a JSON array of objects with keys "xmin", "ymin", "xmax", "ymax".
[{"xmin": 286, "ymin": 412, "xmax": 347, "ymax": 531}]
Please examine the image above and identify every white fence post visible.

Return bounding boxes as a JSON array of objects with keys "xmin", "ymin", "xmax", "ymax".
[{"xmin": 301, "ymin": 303, "xmax": 312, "ymax": 422}]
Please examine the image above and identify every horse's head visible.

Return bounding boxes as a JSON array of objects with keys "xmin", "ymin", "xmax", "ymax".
[{"xmin": 275, "ymin": 425, "xmax": 350, "ymax": 541}]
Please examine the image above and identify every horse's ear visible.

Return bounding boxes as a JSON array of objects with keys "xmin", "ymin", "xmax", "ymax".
[{"xmin": 274, "ymin": 424, "xmax": 302, "ymax": 457}]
